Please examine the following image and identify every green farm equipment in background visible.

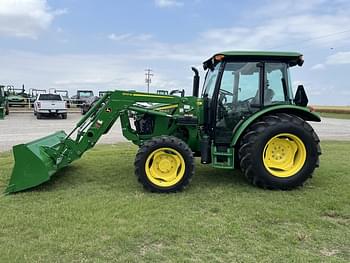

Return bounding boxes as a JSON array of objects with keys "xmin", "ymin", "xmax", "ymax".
[
  {"xmin": 5, "ymin": 51, "xmax": 321, "ymax": 194},
  {"xmin": 6, "ymin": 85, "xmax": 27, "ymax": 107},
  {"xmin": 157, "ymin": 90, "xmax": 169, "ymax": 95},
  {"xmin": 0, "ymin": 85, "xmax": 9, "ymax": 119}
]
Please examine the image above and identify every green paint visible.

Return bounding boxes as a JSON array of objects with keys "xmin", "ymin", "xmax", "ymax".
[
  {"xmin": 217, "ymin": 51, "xmax": 302, "ymax": 58},
  {"xmin": 0, "ymin": 85, "xmax": 8, "ymax": 119},
  {"xmin": 231, "ymin": 105, "xmax": 320, "ymax": 147},
  {"xmin": 5, "ymin": 131, "xmax": 67, "ymax": 194},
  {"xmin": 6, "ymin": 91, "xmax": 202, "ymax": 193},
  {"xmin": 5, "ymin": 52, "xmax": 321, "ymax": 194}
]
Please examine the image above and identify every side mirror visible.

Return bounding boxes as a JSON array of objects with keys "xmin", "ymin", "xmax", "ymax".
[{"xmin": 294, "ymin": 85, "xmax": 308, "ymax": 107}]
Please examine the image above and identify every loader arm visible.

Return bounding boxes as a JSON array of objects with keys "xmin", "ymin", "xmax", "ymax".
[
  {"xmin": 53, "ymin": 91, "xmax": 184, "ymax": 168},
  {"xmin": 5, "ymin": 90, "xmax": 192, "ymax": 194}
]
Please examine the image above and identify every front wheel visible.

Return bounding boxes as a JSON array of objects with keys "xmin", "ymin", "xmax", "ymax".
[
  {"xmin": 135, "ymin": 136, "xmax": 194, "ymax": 193},
  {"xmin": 239, "ymin": 113, "xmax": 321, "ymax": 190}
]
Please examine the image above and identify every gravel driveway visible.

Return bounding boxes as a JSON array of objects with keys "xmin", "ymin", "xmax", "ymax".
[
  {"xmin": 0, "ymin": 113, "xmax": 349, "ymax": 152},
  {"xmin": 0, "ymin": 113, "xmax": 126, "ymax": 152}
]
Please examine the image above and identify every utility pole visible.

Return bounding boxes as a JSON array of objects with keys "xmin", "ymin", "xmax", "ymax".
[{"xmin": 145, "ymin": 69, "xmax": 153, "ymax": 93}]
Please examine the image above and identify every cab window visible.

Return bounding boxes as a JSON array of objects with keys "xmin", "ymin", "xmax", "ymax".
[
  {"xmin": 265, "ymin": 63, "xmax": 291, "ymax": 105},
  {"xmin": 202, "ymin": 63, "xmax": 221, "ymax": 99},
  {"xmin": 216, "ymin": 62, "xmax": 261, "ymax": 133},
  {"xmin": 218, "ymin": 62, "xmax": 260, "ymax": 112}
]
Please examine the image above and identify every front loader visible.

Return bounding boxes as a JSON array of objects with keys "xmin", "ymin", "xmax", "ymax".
[{"xmin": 5, "ymin": 51, "xmax": 321, "ymax": 194}]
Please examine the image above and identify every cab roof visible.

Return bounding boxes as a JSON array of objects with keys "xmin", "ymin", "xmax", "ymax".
[{"xmin": 203, "ymin": 51, "xmax": 304, "ymax": 69}]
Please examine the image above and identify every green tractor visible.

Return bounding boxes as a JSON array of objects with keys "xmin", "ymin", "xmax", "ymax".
[
  {"xmin": 0, "ymin": 85, "xmax": 9, "ymax": 119},
  {"xmin": 5, "ymin": 51, "xmax": 321, "ymax": 194},
  {"xmin": 6, "ymin": 85, "xmax": 28, "ymax": 107}
]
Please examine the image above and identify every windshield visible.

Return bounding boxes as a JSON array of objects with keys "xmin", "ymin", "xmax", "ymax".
[
  {"xmin": 79, "ymin": 91, "xmax": 93, "ymax": 97},
  {"xmin": 39, "ymin": 94, "xmax": 62, "ymax": 101},
  {"xmin": 202, "ymin": 63, "xmax": 220, "ymax": 99}
]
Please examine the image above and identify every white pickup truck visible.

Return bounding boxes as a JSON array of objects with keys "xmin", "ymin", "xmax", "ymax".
[{"xmin": 34, "ymin": 93, "xmax": 67, "ymax": 119}]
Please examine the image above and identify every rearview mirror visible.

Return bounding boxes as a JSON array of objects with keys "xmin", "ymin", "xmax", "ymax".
[{"xmin": 294, "ymin": 85, "xmax": 308, "ymax": 107}]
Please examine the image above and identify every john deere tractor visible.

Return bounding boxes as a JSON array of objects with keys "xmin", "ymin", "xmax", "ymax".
[
  {"xmin": 6, "ymin": 51, "xmax": 321, "ymax": 194},
  {"xmin": 0, "ymin": 85, "xmax": 9, "ymax": 119}
]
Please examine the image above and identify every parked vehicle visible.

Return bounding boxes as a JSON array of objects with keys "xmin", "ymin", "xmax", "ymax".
[
  {"xmin": 55, "ymin": 89, "xmax": 71, "ymax": 108},
  {"xmin": 6, "ymin": 86, "xmax": 26, "ymax": 107},
  {"xmin": 156, "ymin": 90, "xmax": 168, "ymax": 95},
  {"xmin": 0, "ymin": 85, "xmax": 9, "ymax": 119},
  {"xmin": 34, "ymin": 93, "xmax": 67, "ymax": 119},
  {"xmin": 81, "ymin": 95, "xmax": 99, "ymax": 115},
  {"xmin": 71, "ymin": 90, "xmax": 94, "ymax": 107},
  {"xmin": 29, "ymin": 89, "xmax": 47, "ymax": 107}
]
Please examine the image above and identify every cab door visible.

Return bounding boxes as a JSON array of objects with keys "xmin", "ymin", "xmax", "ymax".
[{"xmin": 214, "ymin": 62, "xmax": 261, "ymax": 144}]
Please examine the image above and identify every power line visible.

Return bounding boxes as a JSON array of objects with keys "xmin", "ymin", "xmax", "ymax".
[
  {"xmin": 145, "ymin": 69, "xmax": 153, "ymax": 93},
  {"xmin": 267, "ymin": 28, "xmax": 350, "ymax": 50}
]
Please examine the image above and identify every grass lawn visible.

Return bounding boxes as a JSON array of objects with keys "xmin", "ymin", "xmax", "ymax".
[
  {"xmin": 319, "ymin": 112, "xmax": 350, "ymax": 120},
  {"xmin": 0, "ymin": 142, "xmax": 349, "ymax": 262},
  {"xmin": 313, "ymin": 106, "xmax": 350, "ymax": 119},
  {"xmin": 314, "ymin": 106, "xmax": 350, "ymax": 111}
]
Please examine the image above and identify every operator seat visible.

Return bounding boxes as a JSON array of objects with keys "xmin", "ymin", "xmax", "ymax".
[{"xmin": 250, "ymin": 88, "xmax": 275, "ymax": 105}]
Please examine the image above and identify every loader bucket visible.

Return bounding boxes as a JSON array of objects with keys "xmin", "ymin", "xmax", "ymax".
[{"xmin": 5, "ymin": 131, "xmax": 68, "ymax": 194}]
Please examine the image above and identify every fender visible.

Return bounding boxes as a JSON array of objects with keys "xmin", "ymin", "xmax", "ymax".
[{"xmin": 231, "ymin": 105, "xmax": 321, "ymax": 146}]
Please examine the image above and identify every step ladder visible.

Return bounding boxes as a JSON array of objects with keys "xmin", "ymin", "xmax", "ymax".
[{"xmin": 211, "ymin": 145, "xmax": 234, "ymax": 169}]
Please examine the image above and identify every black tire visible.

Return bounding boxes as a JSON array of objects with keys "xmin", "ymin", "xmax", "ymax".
[
  {"xmin": 135, "ymin": 136, "xmax": 194, "ymax": 193},
  {"xmin": 238, "ymin": 113, "xmax": 321, "ymax": 190},
  {"xmin": 36, "ymin": 113, "xmax": 42, "ymax": 119},
  {"xmin": 5, "ymin": 104, "xmax": 9, "ymax": 115},
  {"xmin": 62, "ymin": 113, "xmax": 67, "ymax": 119}
]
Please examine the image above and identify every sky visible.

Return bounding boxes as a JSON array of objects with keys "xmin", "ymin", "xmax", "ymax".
[{"xmin": 0, "ymin": 0, "xmax": 349, "ymax": 105}]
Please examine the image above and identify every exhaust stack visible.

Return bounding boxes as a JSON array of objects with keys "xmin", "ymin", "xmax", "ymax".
[{"xmin": 191, "ymin": 67, "xmax": 200, "ymax": 97}]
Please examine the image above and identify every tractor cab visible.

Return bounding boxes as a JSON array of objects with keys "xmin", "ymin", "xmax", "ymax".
[{"xmin": 199, "ymin": 51, "xmax": 306, "ymax": 145}]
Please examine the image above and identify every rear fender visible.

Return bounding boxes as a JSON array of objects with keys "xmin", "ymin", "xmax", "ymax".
[{"xmin": 231, "ymin": 105, "xmax": 320, "ymax": 146}]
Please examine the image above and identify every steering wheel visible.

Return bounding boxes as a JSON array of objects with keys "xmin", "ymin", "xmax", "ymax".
[
  {"xmin": 218, "ymin": 89, "xmax": 234, "ymax": 104},
  {"xmin": 219, "ymin": 89, "xmax": 234, "ymax": 96},
  {"xmin": 241, "ymin": 96, "xmax": 255, "ymax": 103}
]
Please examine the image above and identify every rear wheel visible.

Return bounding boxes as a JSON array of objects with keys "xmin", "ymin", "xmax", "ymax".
[
  {"xmin": 62, "ymin": 113, "xmax": 67, "ymax": 119},
  {"xmin": 238, "ymin": 113, "xmax": 321, "ymax": 190},
  {"xmin": 135, "ymin": 136, "xmax": 194, "ymax": 192}
]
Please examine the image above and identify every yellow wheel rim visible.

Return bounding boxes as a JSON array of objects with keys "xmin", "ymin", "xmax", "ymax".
[
  {"xmin": 263, "ymin": 133, "xmax": 306, "ymax": 178},
  {"xmin": 145, "ymin": 147, "xmax": 185, "ymax": 187}
]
